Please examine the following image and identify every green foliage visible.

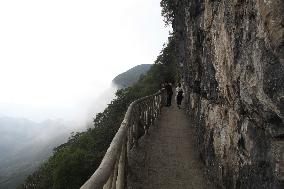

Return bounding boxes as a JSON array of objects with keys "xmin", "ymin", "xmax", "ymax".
[
  {"xmin": 19, "ymin": 37, "xmax": 178, "ymax": 189},
  {"xmin": 160, "ymin": 0, "xmax": 176, "ymax": 25}
]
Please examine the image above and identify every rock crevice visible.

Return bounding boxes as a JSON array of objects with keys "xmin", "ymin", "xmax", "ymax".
[{"xmin": 171, "ymin": 0, "xmax": 284, "ymax": 188}]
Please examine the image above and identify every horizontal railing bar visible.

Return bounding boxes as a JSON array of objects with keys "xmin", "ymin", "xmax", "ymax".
[{"xmin": 81, "ymin": 89, "xmax": 165, "ymax": 189}]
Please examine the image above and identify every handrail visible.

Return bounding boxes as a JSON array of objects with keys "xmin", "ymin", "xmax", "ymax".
[{"xmin": 80, "ymin": 89, "xmax": 166, "ymax": 189}]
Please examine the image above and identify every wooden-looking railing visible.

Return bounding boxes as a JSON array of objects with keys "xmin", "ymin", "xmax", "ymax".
[{"xmin": 80, "ymin": 89, "xmax": 166, "ymax": 189}]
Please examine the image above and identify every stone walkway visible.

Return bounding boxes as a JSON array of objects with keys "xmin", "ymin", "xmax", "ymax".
[{"xmin": 128, "ymin": 103, "xmax": 215, "ymax": 189}]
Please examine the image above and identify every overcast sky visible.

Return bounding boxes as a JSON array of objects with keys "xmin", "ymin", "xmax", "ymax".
[{"xmin": 0, "ymin": 0, "xmax": 169, "ymax": 122}]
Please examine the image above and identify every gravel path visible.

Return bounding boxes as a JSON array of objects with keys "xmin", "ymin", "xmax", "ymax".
[{"xmin": 128, "ymin": 103, "xmax": 214, "ymax": 189}]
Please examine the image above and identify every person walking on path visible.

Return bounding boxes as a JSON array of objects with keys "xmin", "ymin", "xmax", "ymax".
[
  {"xmin": 176, "ymin": 83, "xmax": 184, "ymax": 109},
  {"xmin": 165, "ymin": 82, "xmax": 173, "ymax": 106}
]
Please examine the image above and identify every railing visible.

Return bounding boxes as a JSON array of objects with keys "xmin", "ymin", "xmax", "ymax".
[{"xmin": 80, "ymin": 89, "xmax": 166, "ymax": 189}]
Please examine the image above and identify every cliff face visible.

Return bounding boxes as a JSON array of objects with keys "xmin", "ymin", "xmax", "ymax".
[{"xmin": 172, "ymin": 0, "xmax": 284, "ymax": 188}]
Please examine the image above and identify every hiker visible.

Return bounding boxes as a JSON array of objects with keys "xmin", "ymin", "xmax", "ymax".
[
  {"xmin": 176, "ymin": 83, "xmax": 184, "ymax": 109},
  {"xmin": 165, "ymin": 82, "xmax": 173, "ymax": 106}
]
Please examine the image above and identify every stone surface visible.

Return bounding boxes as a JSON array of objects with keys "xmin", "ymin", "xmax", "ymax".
[
  {"xmin": 128, "ymin": 104, "xmax": 214, "ymax": 189},
  {"xmin": 171, "ymin": 0, "xmax": 284, "ymax": 188}
]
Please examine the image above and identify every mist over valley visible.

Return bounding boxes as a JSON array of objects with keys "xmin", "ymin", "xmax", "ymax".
[
  {"xmin": 0, "ymin": 64, "xmax": 152, "ymax": 189},
  {"xmin": 0, "ymin": 0, "xmax": 168, "ymax": 188},
  {"xmin": 0, "ymin": 84, "xmax": 118, "ymax": 189}
]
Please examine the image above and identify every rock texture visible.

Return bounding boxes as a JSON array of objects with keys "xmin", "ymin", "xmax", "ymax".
[{"xmin": 171, "ymin": 0, "xmax": 284, "ymax": 188}]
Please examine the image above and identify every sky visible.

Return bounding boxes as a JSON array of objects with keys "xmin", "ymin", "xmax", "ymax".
[{"xmin": 0, "ymin": 0, "xmax": 169, "ymax": 122}]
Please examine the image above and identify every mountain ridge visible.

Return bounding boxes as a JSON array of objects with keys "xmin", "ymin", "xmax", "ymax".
[{"xmin": 112, "ymin": 64, "xmax": 152, "ymax": 88}]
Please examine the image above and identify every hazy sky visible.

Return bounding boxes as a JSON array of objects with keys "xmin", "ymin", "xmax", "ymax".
[{"xmin": 0, "ymin": 0, "xmax": 169, "ymax": 122}]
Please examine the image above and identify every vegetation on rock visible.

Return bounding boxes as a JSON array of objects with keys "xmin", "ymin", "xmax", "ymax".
[{"xmin": 160, "ymin": 0, "xmax": 176, "ymax": 25}]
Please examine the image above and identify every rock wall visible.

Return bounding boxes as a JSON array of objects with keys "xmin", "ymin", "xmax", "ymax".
[{"xmin": 171, "ymin": 0, "xmax": 284, "ymax": 188}]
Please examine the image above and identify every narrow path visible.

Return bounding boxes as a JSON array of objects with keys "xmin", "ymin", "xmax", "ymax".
[{"xmin": 128, "ymin": 102, "xmax": 214, "ymax": 189}]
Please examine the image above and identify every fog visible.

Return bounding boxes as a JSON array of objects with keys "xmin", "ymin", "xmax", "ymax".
[
  {"xmin": 0, "ymin": 0, "xmax": 169, "ymax": 125},
  {"xmin": 0, "ymin": 84, "xmax": 118, "ymax": 124},
  {"xmin": 0, "ymin": 1, "xmax": 169, "ymax": 187}
]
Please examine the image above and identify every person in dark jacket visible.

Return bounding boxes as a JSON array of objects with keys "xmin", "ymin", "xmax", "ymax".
[
  {"xmin": 176, "ymin": 83, "xmax": 184, "ymax": 109},
  {"xmin": 165, "ymin": 82, "xmax": 173, "ymax": 106}
]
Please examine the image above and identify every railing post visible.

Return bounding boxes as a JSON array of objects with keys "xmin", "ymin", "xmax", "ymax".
[
  {"xmin": 154, "ymin": 96, "xmax": 158, "ymax": 120},
  {"xmin": 103, "ymin": 170, "xmax": 114, "ymax": 189},
  {"xmin": 111, "ymin": 159, "xmax": 119, "ymax": 189},
  {"xmin": 133, "ymin": 119, "xmax": 139, "ymax": 147},
  {"xmin": 127, "ymin": 123, "xmax": 132, "ymax": 154},
  {"xmin": 80, "ymin": 89, "xmax": 165, "ymax": 189},
  {"xmin": 151, "ymin": 98, "xmax": 155, "ymax": 125},
  {"xmin": 116, "ymin": 139, "xmax": 126, "ymax": 189}
]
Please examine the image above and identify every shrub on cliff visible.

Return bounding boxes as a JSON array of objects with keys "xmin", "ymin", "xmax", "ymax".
[{"xmin": 160, "ymin": 0, "xmax": 176, "ymax": 25}]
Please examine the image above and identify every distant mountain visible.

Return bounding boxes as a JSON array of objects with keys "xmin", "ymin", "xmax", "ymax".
[
  {"xmin": 0, "ymin": 117, "xmax": 72, "ymax": 189},
  {"xmin": 112, "ymin": 64, "xmax": 152, "ymax": 88}
]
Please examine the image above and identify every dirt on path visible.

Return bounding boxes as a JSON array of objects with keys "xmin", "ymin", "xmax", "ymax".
[{"xmin": 128, "ymin": 103, "xmax": 215, "ymax": 189}]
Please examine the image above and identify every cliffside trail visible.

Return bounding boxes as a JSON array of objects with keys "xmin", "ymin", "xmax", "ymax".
[{"xmin": 128, "ymin": 101, "xmax": 214, "ymax": 189}]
